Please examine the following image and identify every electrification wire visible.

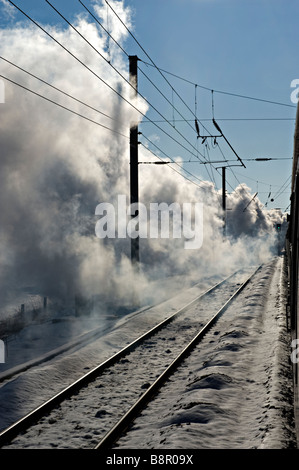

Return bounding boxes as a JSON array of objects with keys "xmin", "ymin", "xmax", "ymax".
[
  {"xmin": 140, "ymin": 134, "xmax": 213, "ymax": 189},
  {"xmin": 141, "ymin": 133, "xmax": 227, "ymax": 196},
  {"xmin": 228, "ymin": 165, "xmax": 290, "ymax": 212},
  {"xmin": 197, "ymin": 133, "xmax": 217, "ymax": 184},
  {"xmin": 8, "ymin": 0, "xmax": 277, "ymax": 209},
  {"xmin": 46, "ymin": 0, "xmax": 210, "ymax": 165},
  {"xmin": 284, "ymin": 203, "xmax": 291, "ymax": 212},
  {"xmin": 90, "ymin": 0, "xmax": 294, "ymax": 198},
  {"xmin": 82, "ymin": 0, "xmax": 239, "ymax": 187},
  {"xmin": 140, "ymin": 60, "xmax": 297, "ymax": 110},
  {"xmin": 202, "ymin": 138, "xmax": 218, "ymax": 188},
  {"xmin": 262, "ymin": 185, "xmax": 272, "ymax": 208},
  {"xmin": 105, "ymin": 0, "xmax": 111, "ymax": 62},
  {"xmin": 0, "ymin": 42, "xmax": 220, "ymax": 201},
  {"xmin": 0, "ymin": 56, "xmax": 120, "ymax": 125},
  {"xmin": 137, "ymin": 66, "xmax": 197, "ymax": 135},
  {"xmin": 142, "ymin": 56, "xmax": 243, "ymax": 184},
  {"xmin": 6, "ymin": 0, "xmax": 213, "ymax": 166},
  {"xmin": 140, "ymin": 117, "xmax": 296, "ymax": 122},
  {"xmin": 271, "ymin": 174, "xmax": 292, "ymax": 201},
  {"xmin": 1, "ymin": 73, "xmax": 255, "ymax": 212},
  {"xmin": 206, "ymin": 138, "xmax": 244, "ymax": 202},
  {"xmin": 79, "ymin": 0, "xmax": 211, "ymax": 168},
  {"xmin": 104, "ymin": 0, "xmax": 215, "ymax": 139},
  {"xmin": 1, "ymin": 62, "xmax": 224, "ymax": 205},
  {"xmin": 140, "ymin": 132, "xmax": 225, "ymax": 196},
  {"xmin": 0, "ymin": 74, "xmax": 129, "ymax": 138},
  {"xmin": 138, "ymin": 60, "xmax": 212, "ymax": 137},
  {"xmin": 6, "ymin": 1, "xmax": 140, "ymax": 114},
  {"xmin": 243, "ymin": 157, "xmax": 292, "ymax": 161},
  {"xmin": 79, "ymin": 0, "xmax": 129, "ymax": 58},
  {"xmin": 80, "ymin": 0, "xmax": 198, "ymax": 138},
  {"xmin": 137, "ymin": 62, "xmax": 222, "ymax": 179},
  {"xmin": 138, "ymin": 65, "xmax": 219, "ymax": 184},
  {"xmin": 233, "ymin": 171, "xmax": 283, "ymax": 187},
  {"xmin": 82, "ymin": 0, "xmax": 195, "ymax": 134},
  {"xmin": 226, "ymin": 164, "xmax": 260, "ymax": 206},
  {"xmin": 144, "ymin": 55, "xmax": 294, "ymax": 198},
  {"xmin": 139, "ymin": 142, "xmax": 212, "ymax": 193},
  {"xmin": 140, "ymin": 137, "xmax": 258, "ymax": 215},
  {"xmin": 180, "ymin": 158, "xmax": 292, "ymax": 163}
]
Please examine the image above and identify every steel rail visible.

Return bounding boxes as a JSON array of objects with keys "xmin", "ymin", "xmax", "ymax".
[
  {"xmin": 0, "ymin": 277, "xmax": 228, "ymax": 383},
  {"xmin": 0, "ymin": 303, "xmax": 160, "ymax": 383},
  {"xmin": 0, "ymin": 273, "xmax": 235, "ymax": 448},
  {"xmin": 94, "ymin": 265, "xmax": 262, "ymax": 450}
]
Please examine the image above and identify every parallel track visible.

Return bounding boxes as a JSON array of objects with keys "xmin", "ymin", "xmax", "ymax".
[
  {"xmin": 0, "ymin": 267, "xmax": 260, "ymax": 449},
  {"xmin": 0, "ymin": 278, "xmax": 219, "ymax": 383},
  {"xmin": 95, "ymin": 266, "xmax": 261, "ymax": 450}
]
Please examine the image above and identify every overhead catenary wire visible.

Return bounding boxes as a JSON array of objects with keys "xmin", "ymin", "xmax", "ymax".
[
  {"xmin": 140, "ymin": 117, "xmax": 296, "ymax": 123},
  {"xmin": 233, "ymin": 170, "xmax": 287, "ymax": 187},
  {"xmin": 5, "ymin": 0, "xmax": 142, "ymax": 116},
  {"xmin": 0, "ymin": 81, "xmax": 261, "ymax": 213},
  {"xmin": 80, "ymin": 0, "xmax": 202, "ymax": 140},
  {"xmin": 140, "ymin": 60, "xmax": 297, "ymax": 110},
  {"xmin": 0, "ymin": 74, "xmax": 129, "ymax": 138},
  {"xmin": 284, "ymin": 203, "xmax": 291, "ymax": 212},
  {"xmin": 243, "ymin": 192, "xmax": 258, "ymax": 212},
  {"xmin": 140, "ymin": 134, "xmax": 212, "ymax": 189},
  {"xmin": 140, "ymin": 60, "xmax": 246, "ymax": 186},
  {"xmin": 271, "ymin": 174, "xmax": 292, "ymax": 202},
  {"xmin": 137, "ymin": 55, "xmax": 294, "ymax": 202},
  {"xmin": 81, "ymin": 0, "xmax": 199, "ymax": 140},
  {"xmin": 139, "ymin": 141, "xmax": 213, "ymax": 193},
  {"xmin": 78, "ymin": 0, "xmax": 129, "ymax": 58},
  {"xmin": 6, "ymin": 0, "xmax": 230, "ymax": 199},
  {"xmin": 140, "ymin": 134, "xmax": 257, "ymax": 215},
  {"xmin": 80, "ymin": 0, "xmax": 217, "ymax": 184},
  {"xmin": 0, "ymin": 73, "xmax": 219, "ymax": 196},
  {"xmin": 139, "ymin": 142, "xmax": 266, "ymax": 214},
  {"xmin": 135, "ymin": 42, "xmax": 229, "ymax": 182},
  {"xmin": 46, "ymin": 0, "xmax": 211, "ymax": 165},
  {"xmin": 141, "ymin": 146, "xmax": 249, "ymax": 216},
  {"xmin": 6, "ymin": 0, "xmax": 288, "ymax": 211},
  {"xmin": 6, "ymin": 0, "xmax": 215, "ymax": 167},
  {"xmin": 0, "ymin": 67, "xmax": 217, "ymax": 197},
  {"xmin": 3, "ymin": 60, "xmax": 215, "ymax": 188},
  {"xmin": 0, "ymin": 56, "xmax": 121, "ymax": 125},
  {"xmin": 82, "ymin": 0, "xmax": 247, "ymax": 187},
  {"xmin": 140, "ymin": 132, "xmax": 222, "ymax": 188},
  {"xmin": 104, "ymin": 0, "xmax": 215, "ymax": 139},
  {"xmin": 142, "ymin": 48, "xmax": 291, "ymax": 193},
  {"xmin": 180, "ymin": 157, "xmax": 292, "ymax": 163},
  {"xmin": 143, "ymin": 46, "xmax": 288, "ymax": 194},
  {"xmin": 53, "ymin": 0, "xmax": 239, "ymax": 194}
]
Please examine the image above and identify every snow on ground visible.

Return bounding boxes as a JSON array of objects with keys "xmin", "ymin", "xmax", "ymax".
[
  {"xmin": 0, "ymin": 274, "xmax": 222, "ymax": 432},
  {"xmin": 115, "ymin": 256, "xmax": 297, "ymax": 449},
  {"xmin": 0, "ymin": 256, "xmax": 297, "ymax": 449}
]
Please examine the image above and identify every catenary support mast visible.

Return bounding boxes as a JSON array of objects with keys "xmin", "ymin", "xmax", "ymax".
[{"xmin": 129, "ymin": 55, "xmax": 139, "ymax": 265}]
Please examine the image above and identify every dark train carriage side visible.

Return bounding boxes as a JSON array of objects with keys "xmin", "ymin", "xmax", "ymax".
[{"xmin": 287, "ymin": 102, "xmax": 299, "ymax": 439}]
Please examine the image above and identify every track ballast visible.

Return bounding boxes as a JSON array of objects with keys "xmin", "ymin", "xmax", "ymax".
[{"xmin": 0, "ymin": 267, "xmax": 260, "ymax": 449}]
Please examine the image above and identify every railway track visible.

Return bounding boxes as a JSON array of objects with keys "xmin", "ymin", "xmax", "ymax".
[
  {"xmin": 0, "ymin": 304, "xmax": 157, "ymax": 384},
  {"xmin": 0, "ymin": 267, "xmax": 260, "ymax": 449},
  {"xmin": 0, "ymin": 277, "xmax": 213, "ymax": 384}
]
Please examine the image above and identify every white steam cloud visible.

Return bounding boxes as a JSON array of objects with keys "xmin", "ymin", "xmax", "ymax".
[{"xmin": 0, "ymin": 0, "xmax": 285, "ymax": 315}]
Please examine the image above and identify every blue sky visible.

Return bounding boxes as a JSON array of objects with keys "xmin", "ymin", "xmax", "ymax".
[{"xmin": 1, "ymin": 0, "xmax": 298, "ymax": 211}]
